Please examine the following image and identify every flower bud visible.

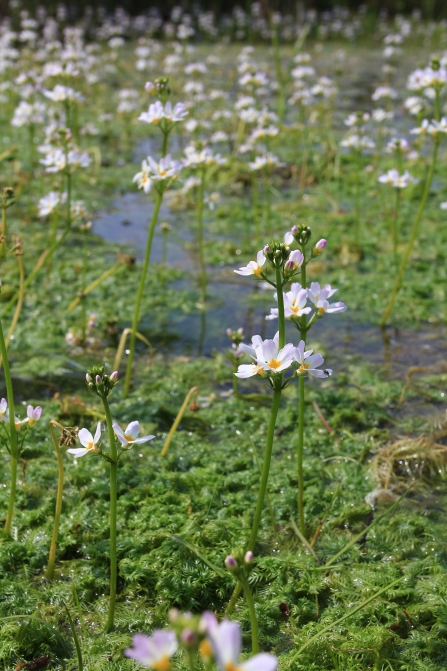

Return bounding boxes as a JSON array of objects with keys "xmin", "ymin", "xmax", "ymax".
[
  {"xmin": 86, "ymin": 373, "xmax": 92, "ymax": 383},
  {"xmin": 314, "ymin": 239, "xmax": 327, "ymax": 255},
  {"xmin": 110, "ymin": 371, "xmax": 119, "ymax": 382},
  {"xmin": 225, "ymin": 555, "xmax": 238, "ymax": 570},
  {"xmin": 284, "ymin": 259, "xmax": 294, "ymax": 273},
  {"xmin": 291, "ymin": 225, "xmax": 298, "ymax": 235},
  {"xmin": 95, "ymin": 375, "xmax": 102, "ymax": 384},
  {"xmin": 245, "ymin": 551, "xmax": 254, "ymax": 564},
  {"xmin": 180, "ymin": 628, "xmax": 196, "ymax": 647},
  {"xmin": 263, "ymin": 245, "xmax": 270, "ymax": 254}
]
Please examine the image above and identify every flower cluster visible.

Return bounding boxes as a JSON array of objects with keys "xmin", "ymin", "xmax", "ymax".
[{"xmin": 125, "ymin": 612, "xmax": 277, "ymax": 671}]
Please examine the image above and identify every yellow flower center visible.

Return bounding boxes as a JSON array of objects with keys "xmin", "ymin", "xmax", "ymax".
[
  {"xmin": 153, "ymin": 656, "xmax": 171, "ymax": 671},
  {"xmin": 298, "ymin": 362, "xmax": 310, "ymax": 373},
  {"xmin": 290, "ymin": 303, "xmax": 299, "ymax": 314},
  {"xmin": 253, "ymin": 265, "xmax": 262, "ymax": 276},
  {"xmin": 267, "ymin": 358, "xmax": 281, "ymax": 370},
  {"xmin": 86, "ymin": 441, "xmax": 97, "ymax": 452},
  {"xmin": 199, "ymin": 640, "xmax": 213, "ymax": 659},
  {"xmin": 225, "ymin": 663, "xmax": 242, "ymax": 671},
  {"xmin": 124, "ymin": 434, "xmax": 135, "ymax": 442},
  {"xmin": 159, "ymin": 170, "xmax": 167, "ymax": 177}
]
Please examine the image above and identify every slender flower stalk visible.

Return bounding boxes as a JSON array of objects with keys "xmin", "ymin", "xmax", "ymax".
[
  {"xmin": 196, "ymin": 169, "xmax": 207, "ymax": 306},
  {"xmin": 382, "ymin": 139, "xmax": 439, "ymax": 325},
  {"xmin": 123, "ymin": 191, "xmax": 163, "ymax": 397},
  {"xmin": 0, "ymin": 314, "xmax": 19, "ymax": 534},
  {"xmin": 297, "ymin": 246, "xmax": 307, "ymax": 536},
  {"xmin": 46, "ymin": 420, "xmax": 66, "ymax": 580},
  {"xmin": 102, "ymin": 392, "xmax": 118, "ymax": 633}
]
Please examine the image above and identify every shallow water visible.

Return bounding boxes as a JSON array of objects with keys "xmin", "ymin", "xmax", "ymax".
[{"xmin": 93, "ymin": 193, "xmax": 447, "ymax": 384}]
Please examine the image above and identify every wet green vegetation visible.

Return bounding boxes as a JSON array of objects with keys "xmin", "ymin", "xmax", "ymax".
[{"xmin": 1, "ymin": 5, "xmax": 447, "ymax": 671}]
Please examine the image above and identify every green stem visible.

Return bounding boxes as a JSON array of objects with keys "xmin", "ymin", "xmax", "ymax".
[
  {"xmin": 275, "ymin": 264, "xmax": 285, "ymax": 349},
  {"xmin": 197, "ymin": 172, "xmax": 206, "ymax": 305},
  {"xmin": 81, "ymin": 229, "xmax": 88, "ymax": 343},
  {"xmin": 0, "ymin": 315, "xmax": 18, "ymax": 534},
  {"xmin": 123, "ymin": 190, "xmax": 163, "ymax": 397},
  {"xmin": 102, "ymin": 395, "xmax": 118, "ymax": 633},
  {"xmin": 297, "ymin": 251, "xmax": 307, "ymax": 535},
  {"xmin": 240, "ymin": 574, "xmax": 259, "ymax": 654},
  {"xmin": 46, "ymin": 422, "xmax": 64, "ymax": 580},
  {"xmin": 354, "ymin": 149, "xmax": 361, "ymax": 248},
  {"xmin": 1, "ymin": 206, "xmax": 6, "ymax": 261},
  {"xmin": 247, "ymin": 386, "xmax": 282, "ymax": 551},
  {"xmin": 66, "ymin": 170, "xmax": 72, "ymax": 232},
  {"xmin": 392, "ymin": 188, "xmax": 401, "ymax": 266},
  {"xmin": 381, "ymin": 139, "xmax": 439, "ymax": 326},
  {"xmin": 265, "ymin": 171, "xmax": 272, "ymax": 237},
  {"xmin": 252, "ymin": 174, "xmax": 259, "ymax": 246},
  {"xmin": 161, "ymin": 131, "xmax": 168, "ymax": 158}
]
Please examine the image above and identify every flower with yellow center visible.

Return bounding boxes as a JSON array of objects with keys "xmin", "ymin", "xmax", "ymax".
[
  {"xmin": 294, "ymin": 340, "xmax": 332, "ymax": 378},
  {"xmin": 236, "ymin": 333, "xmax": 296, "ymax": 378},
  {"xmin": 208, "ymin": 619, "xmax": 277, "ymax": 671},
  {"xmin": 234, "ymin": 250, "xmax": 266, "ymax": 277},
  {"xmin": 125, "ymin": 630, "xmax": 178, "ymax": 669},
  {"xmin": 67, "ymin": 422, "xmax": 101, "ymax": 459},
  {"xmin": 112, "ymin": 420, "xmax": 155, "ymax": 447}
]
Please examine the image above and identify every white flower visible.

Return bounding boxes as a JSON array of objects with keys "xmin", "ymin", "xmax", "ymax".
[
  {"xmin": 267, "ymin": 283, "xmax": 311, "ymax": 321},
  {"xmin": 234, "ymin": 250, "xmax": 265, "ymax": 277},
  {"xmin": 248, "ymin": 153, "xmax": 282, "ymax": 171},
  {"xmin": 183, "ymin": 143, "xmax": 226, "ymax": 168},
  {"xmin": 309, "ymin": 288, "xmax": 347, "ymax": 315},
  {"xmin": 112, "ymin": 420, "xmax": 155, "ymax": 447},
  {"xmin": 38, "ymin": 191, "xmax": 63, "ymax": 217},
  {"xmin": 235, "ymin": 332, "xmax": 296, "ymax": 378},
  {"xmin": 209, "ymin": 619, "xmax": 277, "ymax": 671},
  {"xmin": 43, "ymin": 84, "xmax": 84, "ymax": 102},
  {"xmin": 295, "ymin": 341, "xmax": 332, "ymax": 378},
  {"xmin": 67, "ymin": 423, "xmax": 101, "ymax": 458},
  {"xmin": 133, "ymin": 155, "xmax": 182, "ymax": 193},
  {"xmin": 307, "ymin": 282, "xmax": 338, "ymax": 302},
  {"xmin": 378, "ymin": 169, "xmax": 419, "ymax": 188}
]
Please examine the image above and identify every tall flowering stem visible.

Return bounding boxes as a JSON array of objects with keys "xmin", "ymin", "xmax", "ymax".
[
  {"xmin": 297, "ymin": 247, "xmax": 307, "ymax": 536},
  {"xmin": 102, "ymin": 392, "xmax": 118, "ymax": 633},
  {"xmin": 84, "ymin": 367, "xmax": 120, "ymax": 632},
  {"xmin": 382, "ymin": 139, "xmax": 439, "ymax": 325},
  {"xmin": 382, "ymin": 60, "xmax": 444, "ymax": 325},
  {"xmin": 197, "ymin": 169, "xmax": 207, "ymax": 305},
  {"xmin": 123, "ymin": 191, "xmax": 163, "ymax": 397},
  {"xmin": 0, "ymin": 316, "xmax": 19, "ymax": 534},
  {"xmin": 46, "ymin": 420, "xmax": 66, "ymax": 580}
]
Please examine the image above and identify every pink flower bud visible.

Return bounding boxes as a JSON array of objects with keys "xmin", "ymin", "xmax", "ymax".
[
  {"xmin": 180, "ymin": 628, "xmax": 196, "ymax": 646},
  {"xmin": 110, "ymin": 371, "xmax": 119, "ymax": 382},
  {"xmin": 284, "ymin": 260, "xmax": 294, "ymax": 272},
  {"xmin": 315, "ymin": 239, "xmax": 327, "ymax": 253},
  {"xmin": 291, "ymin": 225, "xmax": 298, "ymax": 234},
  {"xmin": 86, "ymin": 373, "xmax": 92, "ymax": 383},
  {"xmin": 245, "ymin": 551, "xmax": 254, "ymax": 564},
  {"xmin": 95, "ymin": 375, "xmax": 102, "ymax": 384},
  {"xmin": 263, "ymin": 245, "xmax": 271, "ymax": 254},
  {"xmin": 225, "ymin": 555, "xmax": 238, "ymax": 570}
]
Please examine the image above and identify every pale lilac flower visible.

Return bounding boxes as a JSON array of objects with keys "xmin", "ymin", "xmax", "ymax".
[
  {"xmin": 0, "ymin": 398, "xmax": 8, "ymax": 421},
  {"xmin": 38, "ymin": 191, "xmax": 64, "ymax": 217},
  {"xmin": 67, "ymin": 423, "xmax": 101, "ymax": 458},
  {"xmin": 209, "ymin": 620, "xmax": 277, "ymax": 671},
  {"xmin": 307, "ymin": 282, "xmax": 338, "ymax": 302},
  {"xmin": 295, "ymin": 341, "xmax": 332, "ymax": 378},
  {"xmin": 236, "ymin": 333, "xmax": 296, "ymax": 378},
  {"xmin": 378, "ymin": 169, "xmax": 419, "ymax": 188},
  {"xmin": 124, "ymin": 631, "xmax": 178, "ymax": 668},
  {"xmin": 284, "ymin": 249, "xmax": 304, "ymax": 272},
  {"xmin": 234, "ymin": 250, "xmax": 265, "ymax": 277},
  {"xmin": 26, "ymin": 405, "xmax": 42, "ymax": 427},
  {"xmin": 138, "ymin": 100, "xmax": 164, "ymax": 124},
  {"xmin": 112, "ymin": 420, "xmax": 155, "ymax": 447},
  {"xmin": 310, "ymin": 289, "xmax": 347, "ymax": 315}
]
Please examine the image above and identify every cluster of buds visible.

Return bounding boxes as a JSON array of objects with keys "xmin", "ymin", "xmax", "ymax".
[
  {"xmin": 224, "ymin": 548, "xmax": 254, "ymax": 580},
  {"xmin": 288, "ymin": 224, "xmax": 327, "ymax": 259},
  {"xmin": 226, "ymin": 327, "xmax": 244, "ymax": 346},
  {"xmin": 85, "ymin": 365, "xmax": 118, "ymax": 398},
  {"xmin": 0, "ymin": 187, "xmax": 15, "ymax": 211},
  {"xmin": 145, "ymin": 76, "xmax": 171, "ymax": 100},
  {"xmin": 263, "ymin": 241, "xmax": 293, "ymax": 269}
]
